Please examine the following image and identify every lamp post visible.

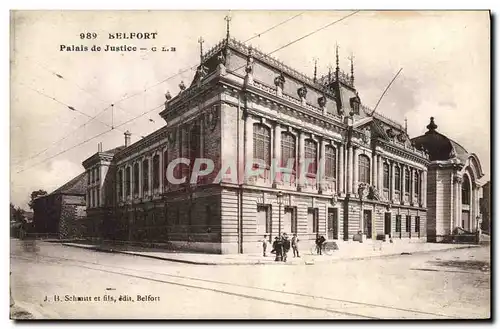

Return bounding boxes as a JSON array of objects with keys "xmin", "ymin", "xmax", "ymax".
[{"xmin": 277, "ymin": 191, "xmax": 283, "ymax": 237}]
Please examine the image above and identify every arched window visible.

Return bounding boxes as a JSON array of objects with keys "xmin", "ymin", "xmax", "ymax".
[
  {"xmin": 383, "ymin": 163, "xmax": 390, "ymax": 189},
  {"xmin": 125, "ymin": 166, "xmax": 131, "ymax": 196},
  {"xmin": 395, "ymin": 166, "xmax": 401, "ymax": 191},
  {"xmin": 414, "ymin": 172, "xmax": 419, "ymax": 195},
  {"xmin": 280, "ymin": 132, "xmax": 296, "ymax": 170},
  {"xmin": 462, "ymin": 175, "xmax": 471, "ymax": 205},
  {"xmin": 304, "ymin": 139, "xmax": 317, "ymax": 175},
  {"xmin": 153, "ymin": 154, "xmax": 160, "ymax": 189},
  {"xmin": 143, "ymin": 159, "xmax": 150, "ymax": 192},
  {"xmin": 253, "ymin": 124, "xmax": 271, "ymax": 167},
  {"xmin": 404, "ymin": 169, "xmax": 410, "ymax": 193},
  {"xmin": 325, "ymin": 145, "xmax": 336, "ymax": 178},
  {"xmin": 358, "ymin": 154, "xmax": 370, "ymax": 184},
  {"xmin": 133, "ymin": 163, "xmax": 139, "ymax": 194}
]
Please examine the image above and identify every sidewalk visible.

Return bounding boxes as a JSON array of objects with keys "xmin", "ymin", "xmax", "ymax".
[{"xmin": 61, "ymin": 240, "xmax": 481, "ymax": 266}]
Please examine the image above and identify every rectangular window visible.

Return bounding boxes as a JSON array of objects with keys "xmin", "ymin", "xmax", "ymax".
[
  {"xmin": 125, "ymin": 166, "xmax": 131, "ymax": 196},
  {"xmin": 325, "ymin": 146, "xmax": 337, "ymax": 178},
  {"xmin": 395, "ymin": 167, "xmax": 401, "ymax": 191},
  {"xmin": 253, "ymin": 124, "xmax": 271, "ymax": 168},
  {"xmin": 96, "ymin": 167, "xmax": 100, "ymax": 182},
  {"xmin": 96, "ymin": 188, "xmax": 99, "ymax": 207},
  {"xmin": 117, "ymin": 170, "xmax": 123, "ymax": 200},
  {"xmin": 396, "ymin": 215, "xmax": 402, "ymax": 233},
  {"xmin": 406, "ymin": 215, "xmax": 411, "ymax": 232},
  {"xmin": 280, "ymin": 132, "xmax": 296, "ymax": 171},
  {"xmin": 304, "ymin": 140, "xmax": 317, "ymax": 175},
  {"xmin": 163, "ymin": 150, "xmax": 169, "ymax": 187},
  {"xmin": 153, "ymin": 155, "xmax": 160, "ymax": 189},
  {"xmin": 414, "ymin": 172, "xmax": 419, "ymax": 195},
  {"xmin": 415, "ymin": 216, "xmax": 420, "ymax": 233},
  {"xmin": 143, "ymin": 159, "xmax": 150, "ymax": 192},
  {"xmin": 383, "ymin": 163, "xmax": 390, "ymax": 189},
  {"xmin": 405, "ymin": 170, "xmax": 410, "ymax": 194},
  {"xmin": 87, "ymin": 171, "xmax": 91, "ymax": 185},
  {"xmin": 133, "ymin": 163, "xmax": 139, "ymax": 194}
]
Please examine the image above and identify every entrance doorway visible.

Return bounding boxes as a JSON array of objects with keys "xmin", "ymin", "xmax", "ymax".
[
  {"xmin": 363, "ymin": 210, "xmax": 372, "ymax": 239},
  {"xmin": 384, "ymin": 213, "xmax": 391, "ymax": 236},
  {"xmin": 327, "ymin": 208, "xmax": 338, "ymax": 240}
]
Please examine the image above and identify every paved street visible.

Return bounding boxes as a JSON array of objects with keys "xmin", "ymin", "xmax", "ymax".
[{"xmin": 10, "ymin": 239, "xmax": 490, "ymax": 319}]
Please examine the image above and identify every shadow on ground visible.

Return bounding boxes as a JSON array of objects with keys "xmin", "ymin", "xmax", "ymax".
[{"xmin": 429, "ymin": 260, "xmax": 490, "ymax": 272}]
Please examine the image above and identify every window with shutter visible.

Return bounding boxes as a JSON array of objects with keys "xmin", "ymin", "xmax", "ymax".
[
  {"xmin": 253, "ymin": 124, "xmax": 271, "ymax": 168},
  {"xmin": 325, "ymin": 145, "xmax": 336, "ymax": 178},
  {"xmin": 358, "ymin": 154, "xmax": 370, "ymax": 184},
  {"xmin": 304, "ymin": 139, "xmax": 317, "ymax": 175}
]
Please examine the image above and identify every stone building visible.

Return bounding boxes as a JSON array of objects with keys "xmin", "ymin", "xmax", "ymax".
[
  {"xmin": 32, "ymin": 172, "xmax": 88, "ymax": 239},
  {"xmin": 412, "ymin": 119, "xmax": 485, "ymax": 241},
  {"xmin": 82, "ymin": 29, "xmax": 434, "ymax": 253}
]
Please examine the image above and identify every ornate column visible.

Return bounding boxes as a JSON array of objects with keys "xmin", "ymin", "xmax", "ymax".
[
  {"xmin": 353, "ymin": 147, "xmax": 359, "ymax": 192},
  {"xmin": 346, "ymin": 144, "xmax": 353, "ymax": 194},
  {"xmin": 244, "ymin": 114, "xmax": 255, "ymax": 180},
  {"xmin": 421, "ymin": 170, "xmax": 427, "ymax": 207},
  {"xmin": 377, "ymin": 155, "xmax": 383, "ymax": 192},
  {"xmin": 453, "ymin": 175, "xmax": 461, "ymax": 228},
  {"xmin": 273, "ymin": 123, "xmax": 282, "ymax": 185},
  {"xmin": 391, "ymin": 161, "xmax": 396, "ymax": 202},
  {"xmin": 371, "ymin": 152, "xmax": 377, "ymax": 188},
  {"xmin": 338, "ymin": 143, "xmax": 345, "ymax": 194},
  {"xmin": 159, "ymin": 151, "xmax": 164, "ymax": 193}
]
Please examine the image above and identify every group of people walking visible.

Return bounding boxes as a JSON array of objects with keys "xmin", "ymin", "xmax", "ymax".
[
  {"xmin": 262, "ymin": 234, "xmax": 328, "ymax": 261},
  {"xmin": 261, "ymin": 233, "xmax": 300, "ymax": 262}
]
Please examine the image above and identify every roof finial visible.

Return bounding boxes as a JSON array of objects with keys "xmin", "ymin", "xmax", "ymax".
[
  {"xmin": 404, "ymin": 117, "xmax": 408, "ymax": 133},
  {"xmin": 335, "ymin": 43, "xmax": 340, "ymax": 81},
  {"xmin": 198, "ymin": 36, "xmax": 204, "ymax": 64},
  {"xmin": 426, "ymin": 116, "xmax": 438, "ymax": 131},
  {"xmin": 348, "ymin": 52, "xmax": 355, "ymax": 85},
  {"xmin": 328, "ymin": 65, "xmax": 332, "ymax": 84},
  {"xmin": 313, "ymin": 58, "xmax": 318, "ymax": 83},
  {"xmin": 224, "ymin": 14, "xmax": 232, "ymax": 42}
]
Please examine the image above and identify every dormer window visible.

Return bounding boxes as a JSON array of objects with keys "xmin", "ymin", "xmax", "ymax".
[{"xmin": 350, "ymin": 96, "xmax": 360, "ymax": 115}]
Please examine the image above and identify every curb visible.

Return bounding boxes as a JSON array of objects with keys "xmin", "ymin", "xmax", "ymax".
[{"xmin": 62, "ymin": 243, "xmax": 482, "ymax": 266}]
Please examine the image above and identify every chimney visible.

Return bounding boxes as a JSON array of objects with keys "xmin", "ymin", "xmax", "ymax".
[{"xmin": 124, "ymin": 130, "xmax": 131, "ymax": 147}]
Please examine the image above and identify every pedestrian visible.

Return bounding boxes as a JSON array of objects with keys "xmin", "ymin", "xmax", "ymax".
[
  {"xmin": 315, "ymin": 235, "xmax": 326, "ymax": 255},
  {"xmin": 282, "ymin": 233, "xmax": 290, "ymax": 262},
  {"xmin": 261, "ymin": 235, "xmax": 269, "ymax": 257},
  {"xmin": 273, "ymin": 236, "xmax": 282, "ymax": 262},
  {"xmin": 291, "ymin": 233, "xmax": 300, "ymax": 258}
]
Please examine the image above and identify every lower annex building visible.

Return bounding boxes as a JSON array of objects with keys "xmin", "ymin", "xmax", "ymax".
[{"xmin": 81, "ymin": 31, "xmax": 484, "ymax": 254}]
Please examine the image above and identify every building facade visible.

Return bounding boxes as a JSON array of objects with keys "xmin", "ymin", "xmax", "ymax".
[
  {"xmin": 412, "ymin": 119, "xmax": 484, "ymax": 241},
  {"xmin": 82, "ymin": 35, "xmax": 434, "ymax": 254}
]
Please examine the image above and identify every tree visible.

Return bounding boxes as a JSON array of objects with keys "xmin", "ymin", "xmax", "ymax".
[
  {"xmin": 28, "ymin": 189, "xmax": 48, "ymax": 210},
  {"xmin": 10, "ymin": 203, "xmax": 25, "ymax": 223}
]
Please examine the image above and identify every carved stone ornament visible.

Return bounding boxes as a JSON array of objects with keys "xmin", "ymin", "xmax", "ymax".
[
  {"xmin": 357, "ymin": 183, "xmax": 369, "ymax": 200},
  {"xmin": 386, "ymin": 128, "xmax": 396, "ymax": 139},
  {"xmin": 179, "ymin": 81, "xmax": 186, "ymax": 91},
  {"xmin": 397, "ymin": 132, "xmax": 406, "ymax": 143},
  {"xmin": 167, "ymin": 128, "xmax": 177, "ymax": 145},
  {"xmin": 274, "ymin": 72, "xmax": 286, "ymax": 88},
  {"xmin": 362, "ymin": 128, "xmax": 371, "ymax": 143},
  {"xmin": 165, "ymin": 91, "xmax": 172, "ymax": 100},
  {"xmin": 297, "ymin": 85, "xmax": 308, "ymax": 99},
  {"xmin": 318, "ymin": 96, "xmax": 327, "ymax": 108},
  {"xmin": 205, "ymin": 105, "xmax": 219, "ymax": 132},
  {"xmin": 245, "ymin": 48, "xmax": 254, "ymax": 74},
  {"xmin": 331, "ymin": 193, "xmax": 338, "ymax": 205},
  {"xmin": 367, "ymin": 185, "xmax": 380, "ymax": 200}
]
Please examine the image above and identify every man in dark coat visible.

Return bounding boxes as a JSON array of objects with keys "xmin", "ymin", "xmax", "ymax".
[
  {"xmin": 273, "ymin": 237, "xmax": 282, "ymax": 261},
  {"xmin": 315, "ymin": 235, "xmax": 326, "ymax": 255},
  {"xmin": 282, "ymin": 233, "xmax": 290, "ymax": 262}
]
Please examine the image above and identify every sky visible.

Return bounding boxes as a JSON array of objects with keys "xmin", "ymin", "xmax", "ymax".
[{"xmin": 9, "ymin": 10, "xmax": 490, "ymax": 209}]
